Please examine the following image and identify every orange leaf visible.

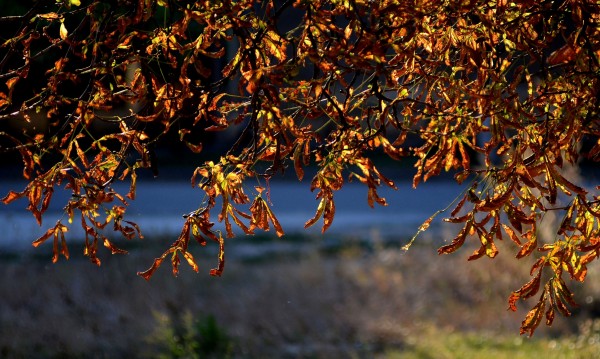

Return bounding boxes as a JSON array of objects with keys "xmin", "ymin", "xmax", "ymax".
[
  {"xmin": 443, "ymin": 213, "xmax": 471, "ymax": 223},
  {"xmin": 1, "ymin": 190, "xmax": 26, "ymax": 204},
  {"xmin": 182, "ymin": 251, "xmax": 199, "ymax": 272},
  {"xmin": 467, "ymin": 244, "xmax": 486, "ymax": 261},
  {"xmin": 177, "ymin": 220, "xmax": 192, "ymax": 252},
  {"xmin": 304, "ymin": 197, "xmax": 326, "ymax": 229},
  {"xmin": 547, "ymin": 44, "xmax": 577, "ymax": 65},
  {"xmin": 249, "ymin": 198, "xmax": 268, "ymax": 231},
  {"xmin": 123, "ymin": 220, "xmax": 144, "ymax": 239},
  {"xmin": 5, "ymin": 77, "xmax": 19, "ymax": 91},
  {"xmin": 508, "ymin": 270, "xmax": 542, "ymax": 311},
  {"xmin": 40, "ymin": 187, "xmax": 53, "ymax": 215},
  {"xmin": 74, "ymin": 140, "xmax": 89, "ymax": 168},
  {"xmin": 450, "ymin": 194, "xmax": 468, "ymax": 217},
  {"xmin": 185, "ymin": 141, "xmax": 203, "ymax": 153},
  {"xmin": 32, "ymin": 226, "xmax": 55, "ymax": 247},
  {"xmin": 209, "ymin": 233, "xmax": 225, "ymax": 277},
  {"xmin": 438, "ymin": 223, "xmax": 470, "ymax": 255},
  {"xmin": 38, "ymin": 12, "xmax": 61, "ymax": 20},
  {"xmin": 52, "ymin": 232, "xmax": 59, "ymax": 263},
  {"xmin": 520, "ymin": 297, "xmax": 545, "ymax": 337},
  {"xmin": 137, "ymin": 257, "xmax": 166, "ymax": 280},
  {"xmin": 167, "ymin": 252, "xmax": 179, "ymax": 276},
  {"xmin": 60, "ymin": 230, "xmax": 69, "ymax": 260},
  {"xmin": 502, "ymin": 224, "xmax": 522, "ymax": 246},
  {"xmin": 548, "ymin": 165, "xmax": 587, "ymax": 196},
  {"xmin": 516, "ymin": 230, "xmax": 537, "ymax": 258},
  {"xmin": 103, "ymin": 238, "xmax": 128, "ymax": 254},
  {"xmin": 268, "ymin": 209, "xmax": 284, "ymax": 237},
  {"xmin": 322, "ymin": 197, "xmax": 335, "ymax": 233},
  {"xmin": 226, "ymin": 205, "xmax": 253, "ymax": 236},
  {"xmin": 476, "ymin": 183, "xmax": 514, "ymax": 212},
  {"xmin": 127, "ymin": 172, "xmax": 137, "ymax": 200}
]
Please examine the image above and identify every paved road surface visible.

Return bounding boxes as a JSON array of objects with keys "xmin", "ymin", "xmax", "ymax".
[{"xmin": 0, "ymin": 178, "xmax": 463, "ymax": 251}]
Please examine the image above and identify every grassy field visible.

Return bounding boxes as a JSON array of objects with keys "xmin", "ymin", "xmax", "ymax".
[{"xmin": 0, "ymin": 232, "xmax": 599, "ymax": 358}]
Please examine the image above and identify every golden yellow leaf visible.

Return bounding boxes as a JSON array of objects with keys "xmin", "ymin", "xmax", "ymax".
[
  {"xmin": 38, "ymin": 12, "xmax": 60, "ymax": 20},
  {"xmin": 59, "ymin": 22, "xmax": 68, "ymax": 40}
]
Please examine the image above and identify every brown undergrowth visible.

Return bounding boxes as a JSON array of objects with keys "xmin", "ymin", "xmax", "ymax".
[{"xmin": 0, "ymin": 233, "xmax": 598, "ymax": 358}]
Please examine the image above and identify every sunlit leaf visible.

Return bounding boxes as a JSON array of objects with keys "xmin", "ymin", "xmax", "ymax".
[
  {"xmin": 1, "ymin": 190, "xmax": 26, "ymax": 204},
  {"xmin": 304, "ymin": 197, "xmax": 326, "ymax": 229},
  {"xmin": 103, "ymin": 238, "xmax": 128, "ymax": 254},
  {"xmin": 209, "ymin": 233, "xmax": 225, "ymax": 277},
  {"xmin": 520, "ymin": 297, "xmax": 545, "ymax": 337},
  {"xmin": 182, "ymin": 250, "xmax": 199, "ymax": 273},
  {"xmin": 37, "ymin": 12, "xmax": 60, "ymax": 20},
  {"xmin": 517, "ymin": 230, "xmax": 538, "ymax": 258},
  {"xmin": 138, "ymin": 257, "xmax": 166, "ymax": 281},
  {"xmin": 508, "ymin": 269, "xmax": 543, "ymax": 312},
  {"xmin": 32, "ymin": 226, "xmax": 55, "ymax": 248},
  {"xmin": 59, "ymin": 22, "xmax": 68, "ymax": 40}
]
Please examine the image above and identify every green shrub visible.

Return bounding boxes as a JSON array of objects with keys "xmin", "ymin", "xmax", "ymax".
[{"xmin": 147, "ymin": 311, "xmax": 233, "ymax": 359}]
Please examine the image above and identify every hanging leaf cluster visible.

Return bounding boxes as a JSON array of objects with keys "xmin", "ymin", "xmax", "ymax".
[{"xmin": 1, "ymin": 0, "xmax": 600, "ymax": 335}]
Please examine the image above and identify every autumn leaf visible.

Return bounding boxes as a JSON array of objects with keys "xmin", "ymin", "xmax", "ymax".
[
  {"xmin": 547, "ymin": 44, "xmax": 578, "ymax": 65},
  {"xmin": 103, "ymin": 238, "xmax": 128, "ymax": 254},
  {"xmin": 127, "ymin": 172, "xmax": 137, "ymax": 200},
  {"xmin": 209, "ymin": 233, "xmax": 225, "ymax": 277},
  {"xmin": 32, "ymin": 226, "xmax": 55, "ymax": 248},
  {"xmin": 516, "ymin": 230, "xmax": 538, "ymax": 258},
  {"xmin": 138, "ymin": 257, "xmax": 166, "ymax": 281},
  {"xmin": 37, "ymin": 12, "xmax": 61, "ymax": 20},
  {"xmin": 502, "ymin": 224, "xmax": 522, "ymax": 246},
  {"xmin": 182, "ymin": 250, "xmax": 199, "ymax": 273},
  {"xmin": 520, "ymin": 297, "xmax": 546, "ymax": 337},
  {"xmin": 438, "ymin": 223, "xmax": 469, "ymax": 255},
  {"xmin": 321, "ymin": 196, "xmax": 335, "ymax": 233},
  {"xmin": 304, "ymin": 197, "xmax": 326, "ymax": 229},
  {"xmin": 508, "ymin": 270, "xmax": 543, "ymax": 312},
  {"xmin": 1, "ymin": 190, "xmax": 26, "ymax": 204},
  {"xmin": 249, "ymin": 195, "xmax": 284, "ymax": 237},
  {"xmin": 5, "ymin": 77, "xmax": 19, "ymax": 91},
  {"xmin": 59, "ymin": 22, "xmax": 68, "ymax": 40}
]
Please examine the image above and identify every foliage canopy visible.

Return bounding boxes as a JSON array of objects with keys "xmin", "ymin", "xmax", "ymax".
[{"xmin": 1, "ymin": 0, "xmax": 600, "ymax": 335}]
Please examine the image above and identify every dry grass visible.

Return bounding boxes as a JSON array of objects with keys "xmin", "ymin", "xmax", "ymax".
[{"xmin": 0, "ymin": 232, "xmax": 598, "ymax": 358}]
